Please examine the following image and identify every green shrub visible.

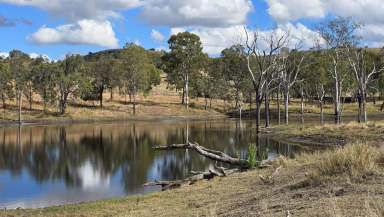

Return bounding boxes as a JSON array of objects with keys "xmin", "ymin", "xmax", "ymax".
[{"xmin": 247, "ymin": 143, "xmax": 258, "ymax": 168}]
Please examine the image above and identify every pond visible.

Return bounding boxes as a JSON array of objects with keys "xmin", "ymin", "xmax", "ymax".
[{"xmin": 0, "ymin": 119, "xmax": 312, "ymax": 209}]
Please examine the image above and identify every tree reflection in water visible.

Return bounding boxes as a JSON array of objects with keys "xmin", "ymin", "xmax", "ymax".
[{"xmin": 0, "ymin": 119, "xmax": 311, "ymax": 208}]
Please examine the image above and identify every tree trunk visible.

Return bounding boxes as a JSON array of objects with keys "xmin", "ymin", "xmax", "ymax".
[
  {"xmin": 59, "ymin": 92, "xmax": 67, "ymax": 115},
  {"xmin": 264, "ymin": 90, "xmax": 270, "ymax": 128},
  {"xmin": 284, "ymin": 90, "xmax": 289, "ymax": 125},
  {"xmin": 28, "ymin": 86, "xmax": 33, "ymax": 111},
  {"xmin": 277, "ymin": 86, "xmax": 281, "ymax": 125},
  {"xmin": 18, "ymin": 92, "xmax": 22, "ymax": 124},
  {"xmin": 185, "ymin": 73, "xmax": 189, "ymax": 111},
  {"xmin": 249, "ymin": 92, "xmax": 252, "ymax": 111},
  {"xmin": 204, "ymin": 96, "xmax": 208, "ymax": 110},
  {"xmin": 1, "ymin": 93, "xmax": 6, "ymax": 110},
  {"xmin": 100, "ymin": 88, "xmax": 104, "ymax": 109},
  {"xmin": 320, "ymin": 102, "xmax": 324, "ymax": 125},
  {"xmin": 381, "ymin": 101, "xmax": 384, "ymax": 112},
  {"xmin": 110, "ymin": 87, "xmax": 113, "ymax": 101},
  {"xmin": 181, "ymin": 87, "xmax": 185, "ymax": 105},
  {"xmin": 255, "ymin": 94, "xmax": 261, "ymax": 134},
  {"xmin": 300, "ymin": 84, "xmax": 304, "ymax": 124},
  {"xmin": 334, "ymin": 80, "xmax": 341, "ymax": 124},
  {"xmin": 362, "ymin": 93, "xmax": 367, "ymax": 123},
  {"xmin": 357, "ymin": 94, "xmax": 362, "ymax": 123},
  {"xmin": 133, "ymin": 90, "xmax": 136, "ymax": 116}
]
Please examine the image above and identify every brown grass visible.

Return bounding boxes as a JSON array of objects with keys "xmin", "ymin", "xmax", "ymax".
[{"xmin": 315, "ymin": 143, "xmax": 382, "ymax": 178}]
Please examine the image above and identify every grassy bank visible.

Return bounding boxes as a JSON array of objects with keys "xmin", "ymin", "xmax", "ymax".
[
  {"xmin": 4, "ymin": 123, "xmax": 384, "ymax": 217},
  {"xmin": 273, "ymin": 121, "xmax": 384, "ymax": 146}
]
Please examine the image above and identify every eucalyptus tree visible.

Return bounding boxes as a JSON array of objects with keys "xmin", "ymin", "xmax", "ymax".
[
  {"xmin": 379, "ymin": 67, "xmax": 384, "ymax": 111},
  {"xmin": 56, "ymin": 54, "xmax": 86, "ymax": 115},
  {"xmin": 244, "ymin": 28, "xmax": 289, "ymax": 133},
  {"xmin": 305, "ymin": 51, "xmax": 330, "ymax": 124},
  {"xmin": 221, "ymin": 45, "xmax": 248, "ymax": 112},
  {"xmin": 85, "ymin": 57, "xmax": 117, "ymax": 109},
  {"xmin": 206, "ymin": 57, "xmax": 228, "ymax": 110},
  {"xmin": 280, "ymin": 48, "xmax": 305, "ymax": 124},
  {"xmin": 9, "ymin": 50, "xmax": 31, "ymax": 123},
  {"xmin": 318, "ymin": 17, "xmax": 361, "ymax": 124},
  {"xmin": 164, "ymin": 32, "xmax": 204, "ymax": 110},
  {"xmin": 119, "ymin": 43, "xmax": 161, "ymax": 115},
  {"xmin": 31, "ymin": 58, "xmax": 57, "ymax": 113},
  {"xmin": 347, "ymin": 48, "xmax": 383, "ymax": 122},
  {"xmin": 0, "ymin": 58, "xmax": 13, "ymax": 110}
]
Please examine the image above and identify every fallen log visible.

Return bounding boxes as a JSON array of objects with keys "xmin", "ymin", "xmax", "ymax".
[
  {"xmin": 144, "ymin": 168, "xmax": 239, "ymax": 190},
  {"xmin": 147, "ymin": 142, "xmax": 278, "ymax": 191},
  {"xmin": 153, "ymin": 142, "xmax": 250, "ymax": 168}
]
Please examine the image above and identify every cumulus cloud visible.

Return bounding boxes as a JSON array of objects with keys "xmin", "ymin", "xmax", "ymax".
[
  {"xmin": 265, "ymin": 0, "xmax": 384, "ymax": 47},
  {"xmin": 28, "ymin": 19, "xmax": 119, "ymax": 48},
  {"xmin": 151, "ymin": 29, "xmax": 165, "ymax": 43},
  {"xmin": 0, "ymin": 52, "xmax": 9, "ymax": 58},
  {"xmin": 266, "ymin": 0, "xmax": 326, "ymax": 23},
  {"xmin": 140, "ymin": 0, "xmax": 253, "ymax": 27},
  {"xmin": 266, "ymin": 0, "xmax": 384, "ymax": 24},
  {"xmin": 170, "ymin": 23, "xmax": 320, "ymax": 55},
  {"xmin": 0, "ymin": 0, "xmax": 141, "ymax": 21},
  {"xmin": 0, "ymin": 52, "xmax": 51, "ymax": 60}
]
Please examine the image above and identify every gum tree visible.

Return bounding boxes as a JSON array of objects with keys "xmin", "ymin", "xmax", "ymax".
[
  {"xmin": 119, "ymin": 43, "xmax": 161, "ymax": 115},
  {"xmin": 163, "ymin": 32, "xmax": 204, "ymax": 111}
]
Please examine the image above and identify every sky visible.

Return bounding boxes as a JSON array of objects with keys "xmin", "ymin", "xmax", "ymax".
[{"xmin": 0, "ymin": 0, "xmax": 383, "ymax": 60}]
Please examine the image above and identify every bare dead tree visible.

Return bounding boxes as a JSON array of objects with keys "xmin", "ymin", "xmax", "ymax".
[
  {"xmin": 318, "ymin": 17, "xmax": 361, "ymax": 124},
  {"xmin": 244, "ymin": 28, "xmax": 289, "ymax": 133},
  {"xmin": 347, "ymin": 48, "xmax": 383, "ymax": 123},
  {"xmin": 280, "ymin": 48, "xmax": 305, "ymax": 125}
]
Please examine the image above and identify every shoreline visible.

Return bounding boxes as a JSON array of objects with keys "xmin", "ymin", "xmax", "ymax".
[
  {"xmin": 0, "ymin": 114, "xmax": 228, "ymax": 127},
  {"xmin": 5, "ymin": 141, "xmax": 384, "ymax": 216}
]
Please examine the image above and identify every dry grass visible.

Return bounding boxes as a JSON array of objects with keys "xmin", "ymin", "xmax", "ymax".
[
  {"xmin": 314, "ymin": 143, "xmax": 383, "ymax": 178},
  {"xmin": 274, "ymin": 120, "xmax": 384, "ymax": 147}
]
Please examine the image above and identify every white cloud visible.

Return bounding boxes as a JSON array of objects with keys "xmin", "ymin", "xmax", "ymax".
[
  {"xmin": 358, "ymin": 24, "xmax": 384, "ymax": 47},
  {"xmin": 265, "ymin": 0, "xmax": 384, "ymax": 47},
  {"xmin": 0, "ymin": 52, "xmax": 9, "ymax": 59},
  {"xmin": 170, "ymin": 23, "xmax": 320, "ymax": 55},
  {"xmin": 0, "ymin": 0, "xmax": 141, "ymax": 21},
  {"xmin": 28, "ymin": 19, "xmax": 119, "ymax": 48},
  {"xmin": 266, "ymin": 0, "xmax": 326, "ymax": 23},
  {"xmin": 151, "ymin": 29, "xmax": 165, "ymax": 43},
  {"xmin": 266, "ymin": 0, "xmax": 384, "ymax": 25},
  {"xmin": 140, "ymin": 0, "xmax": 253, "ymax": 27}
]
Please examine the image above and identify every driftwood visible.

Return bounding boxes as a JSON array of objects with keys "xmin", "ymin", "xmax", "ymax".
[
  {"xmin": 144, "ymin": 167, "xmax": 240, "ymax": 190},
  {"xmin": 145, "ymin": 142, "xmax": 279, "ymax": 190},
  {"xmin": 153, "ymin": 142, "xmax": 250, "ymax": 168}
]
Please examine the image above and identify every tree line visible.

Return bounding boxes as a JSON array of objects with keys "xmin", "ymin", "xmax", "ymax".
[
  {"xmin": 0, "ymin": 43, "xmax": 162, "ymax": 122},
  {"xmin": 162, "ymin": 17, "xmax": 384, "ymax": 132},
  {"xmin": 0, "ymin": 17, "xmax": 383, "ymax": 129}
]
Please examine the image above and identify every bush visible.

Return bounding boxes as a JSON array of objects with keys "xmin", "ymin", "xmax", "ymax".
[
  {"xmin": 315, "ymin": 143, "xmax": 380, "ymax": 177},
  {"xmin": 247, "ymin": 143, "xmax": 258, "ymax": 168}
]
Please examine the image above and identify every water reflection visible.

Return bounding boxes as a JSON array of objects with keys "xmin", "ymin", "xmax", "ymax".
[{"xmin": 0, "ymin": 119, "xmax": 308, "ymax": 208}]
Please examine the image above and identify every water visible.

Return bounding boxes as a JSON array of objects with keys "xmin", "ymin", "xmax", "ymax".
[{"xmin": 0, "ymin": 119, "xmax": 311, "ymax": 209}]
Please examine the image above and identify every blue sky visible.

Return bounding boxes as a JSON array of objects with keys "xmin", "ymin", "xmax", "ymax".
[{"xmin": 0, "ymin": 0, "xmax": 383, "ymax": 60}]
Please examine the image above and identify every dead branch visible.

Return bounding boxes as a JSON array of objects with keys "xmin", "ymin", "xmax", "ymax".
[{"xmin": 153, "ymin": 142, "xmax": 249, "ymax": 168}]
